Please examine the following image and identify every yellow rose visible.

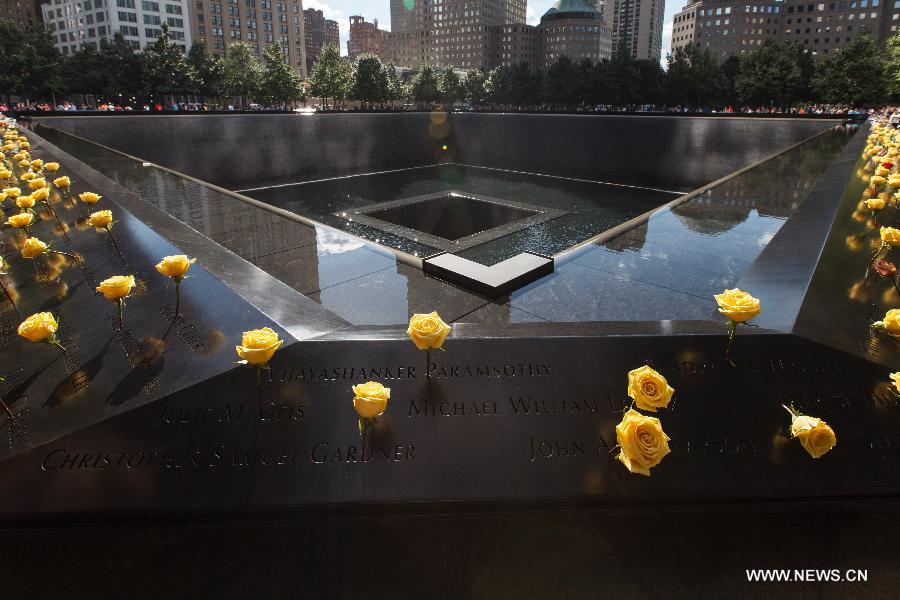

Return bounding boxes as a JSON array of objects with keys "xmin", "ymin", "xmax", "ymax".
[
  {"xmin": 53, "ymin": 176, "xmax": 70, "ymax": 188},
  {"xmin": 714, "ymin": 288, "xmax": 761, "ymax": 323},
  {"xmin": 627, "ymin": 365, "xmax": 674, "ymax": 412},
  {"xmin": 79, "ymin": 192, "xmax": 101, "ymax": 204},
  {"xmin": 2, "ymin": 187, "xmax": 20, "ymax": 198},
  {"xmin": 407, "ymin": 311, "xmax": 452, "ymax": 350},
  {"xmin": 96, "ymin": 275, "xmax": 135, "ymax": 300},
  {"xmin": 788, "ymin": 413, "xmax": 837, "ymax": 459},
  {"xmin": 17, "ymin": 161, "xmax": 29, "ymax": 170},
  {"xmin": 889, "ymin": 176, "xmax": 900, "ymax": 189},
  {"xmin": 235, "ymin": 327, "xmax": 284, "ymax": 365},
  {"xmin": 615, "ymin": 408, "xmax": 671, "ymax": 476},
  {"xmin": 21, "ymin": 237, "xmax": 47, "ymax": 259},
  {"xmin": 873, "ymin": 309, "xmax": 900, "ymax": 336},
  {"xmin": 27, "ymin": 177, "xmax": 45, "ymax": 190},
  {"xmin": 890, "ymin": 372, "xmax": 900, "ymax": 395},
  {"xmin": 19, "ymin": 172, "xmax": 34, "ymax": 181},
  {"xmin": 845, "ymin": 235, "xmax": 863, "ymax": 251},
  {"xmin": 88, "ymin": 210, "xmax": 113, "ymax": 229},
  {"xmin": 871, "ymin": 176, "xmax": 887, "ymax": 187},
  {"xmin": 44, "ymin": 162, "xmax": 59, "ymax": 173},
  {"xmin": 30, "ymin": 159, "xmax": 43, "ymax": 170},
  {"xmin": 7, "ymin": 212, "xmax": 33, "ymax": 229},
  {"xmin": 0, "ymin": 169, "xmax": 11, "ymax": 179},
  {"xmin": 867, "ymin": 198, "xmax": 887, "ymax": 211},
  {"xmin": 16, "ymin": 195, "xmax": 34, "ymax": 209},
  {"xmin": 352, "ymin": 381, "xmax": 390, "ymax": 418},
  {"xmin": 881, "ymin": 227, "xmax": 900, "ymax": 247},
  {"xmin": 12, "ymin": 152, "xmax": 25, "ymax": 161},
  {"xmin": 30, "ymin": 188, "xmax": 49, "ymax": 202},
  {"xmin": 155, "ymin": 255, "xmax": 195, "ymax": 278},
  {"xmin": 17, "ymin": 312, "xmax": 58, "ymax": 343}
]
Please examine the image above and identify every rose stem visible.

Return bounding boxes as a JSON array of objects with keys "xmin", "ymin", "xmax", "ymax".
[
  {"xmin": 50, "ymin": 250, "xmax": 78, "ymax": 261},
  {"xmin": 117, "ymin": 298, "xmax": 124, "ymax": 330},
  {"xmin": 256, "ymin": 366, "xmax": 261, "ymax": 387},
  {"xmin": 0, "ymin": 280, "xmax": 16, "ymax": 312},
  {"xmin": 0, "ymin": 397, "xmax": 14, "ymax": 422},
  {"xmin": 105, "ymin": 226, "xmax": 124, "ymax": 258},
  {"xmin": 46, "ymin": 203, "xmax": 65, "ymax": 231},
  {"xmin": 174, "ymin": 279, "xmax": 181, "ymax": 321},
  {"xmin": 724, "ymin": 321, "xmax": 737, "ymax": 367}
]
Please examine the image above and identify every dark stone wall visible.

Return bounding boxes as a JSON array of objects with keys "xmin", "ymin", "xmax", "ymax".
[
  {"xmin": 36, "ymin": 113, "xmax": 840, "ymax": 192},
  {"xmin": 448, "ymin": 114, "xmax": 840, "ymax": 191},
  {"xmin": 35, "ymin": 113, "xmax": 446, "ymax": 190}
]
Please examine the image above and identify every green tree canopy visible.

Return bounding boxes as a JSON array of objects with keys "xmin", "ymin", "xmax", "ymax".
[
  {"xmin": 464, "ymin": 69, "xmax": 489, "ymax": 107},
  {"xmin": 97, "ymin": 33, "xmax": 146, "ymax": 100},
  {"xmin": 223, "ymin": 42, "xmax": 262, "ymax": 108},
  {"xmin": 665, "ymin": 45, "xmax": 723, "ymax": 107},
  {"xmin": 351, "ymin": 54, "xmax": 388, "ymax": 107},
  {"xmin": 309, "ymin": 42, "xmax": 351, "ymax": 109},
  {"xmin": 260, "ymin": 43, "xmax": 303, "ymax": 107},
  {"xmin": 0, "ymin": 24, "xmax": 65, "ymax": 102},
  {"xmin": 813, "ymin": 35, "xmax": 887, "ymax": 105},
  {"xmin": 187, "ymin": 41, "xmax": 225, "ymax": 100},
  {"xmin": 544, "ymin": 55, "xmax": 579, "ymax": 107},
  {"xmin": 143, "ymin": 24, "xmax": 195, "ymax": 99},
  {"xmin": 438, "ymin": 67, "xmax": 463, "ymax": 107},
  {"xmin": 735, "ymin": 40, "xmax": 813, "ymax": 108},
  {"xmin": 410, "ymin": 65, "xmax": 440, "ymax": 106}
]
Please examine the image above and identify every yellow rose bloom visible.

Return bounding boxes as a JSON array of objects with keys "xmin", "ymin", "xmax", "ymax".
[
  {"xmin": 53, "ymin": 176, "xmax": 70, "ymax": 189},
  {"xmin": 79, "ymin": 192, "xmax": 101, "ymax": 204},
  {"xmin": 0, "ymin": 169, "xmax": 11, "ymax": 179},
  {"xmin": 29, "ymin": 159, "xmax": 43, "ymax": 170},
  {"xmin": 881, "ymin": 227, "xmax": 900, "ymax": 247},
  {"xmin": 7, "ymin": 212, "xmax": 33, "ymax": 229},
  {"xmin": 17, "ymin": 312, "xmax": 59, "ymax": 343},
  {"xmin": 789, "ymin": 413, "xmax": 837, "ymax": 459},
  {"xmin": 12, "ymin": 152, "xmax": 26, "ymax": 162},
  {"xmin": 407, "ymin": 311, "xmax": 452, "ymax": 350},
  {"xmin": 88, "ymin": 210, "xmax": 113, "ymax": 229},
  {"xmin": 30, "ymin": 188, "xmax": 49, "ymax": 202},
  {"xmin": 2, "ymin": 187, "xmax": 20, "ymax": 199},
  {"xmin": 871, "ymin": 175, "xmax": 887, "ymax": 188},
  {"xmin": 867, "ymin": 198, "xmax": 887, "ymax": 211},
  {"xmin": 96, "ymin": 275, "xmax": 135, "ymax": 300},
  {"xmin": 889, "ymin": 176, "xmax": 900, "ymax": 189},
  {"xmin": 714, "ymin": 288, "xmax": 761, "ymax": 323},
  {"xmin": 627, "ymin": 365, "xmax": 674, "ymax": 412},
  {"xmin": 27, "ymin": 177, "xmax": 46, "ymax": 190},
  {"xmin": 155, "ymin": 255, "xmax": 196, "ymax": 278},
  {"xmin": 352, "ymin": 381, "xmax": 390, "ymax": 418},
  {"xmin": 891, "ymin": 372, "xmax": 900, "ymax": 395},
  {"xmin": 873, "ymin": 309, "xmax": 900, "ymax": 337},
  {"xmin": 20, "ymin": 237, "xmax": 48, "ymax": 259},
  {"xmin": 235, "ymin": 327, "xmax": 284, "ymax": 365},
  {"xmin": 615, "ymin": 408, "xmax": 671, "ymax": 476},
  {"xmin": 44, "ymin": 162, "xmax": 59, "ymax": 173},
  {"xmin": 19, "ymin": 172, "xmax": 34, "ymax": 181},
  {"xmin": 16, "ymin": 195, "xmax": 34, "ymax": 209}
]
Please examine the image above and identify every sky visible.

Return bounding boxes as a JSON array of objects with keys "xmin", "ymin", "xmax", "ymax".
[{"xmin": 307, "ymin": 0, "xmax": 678, "ymax": 68}]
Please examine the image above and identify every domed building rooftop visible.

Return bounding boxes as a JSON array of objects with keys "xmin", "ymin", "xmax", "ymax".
[{"xmin": 541, "ymin": 0, "xmax": 602, "ymax": 22}]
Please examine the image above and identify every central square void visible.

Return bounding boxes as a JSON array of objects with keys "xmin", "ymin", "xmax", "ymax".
[{"xmin": 366, "ymin": 193, "xmax": 539, "ymax": 241}]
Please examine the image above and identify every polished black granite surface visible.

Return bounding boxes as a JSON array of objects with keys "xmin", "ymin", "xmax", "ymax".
[
  {"xmin": 246, "ymin": 163, "xmax": 677, "ymax": 263},
  {"xmin": 30, "ymin": 121, "xmax": 858, "ymax": 325}
]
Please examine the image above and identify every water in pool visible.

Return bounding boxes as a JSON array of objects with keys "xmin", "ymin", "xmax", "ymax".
[{"xmin": 243, "ymin": 164, "xmax": 681, "ymax": 265}]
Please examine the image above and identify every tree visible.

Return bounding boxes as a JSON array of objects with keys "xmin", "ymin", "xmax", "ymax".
[
  {"xmin": 97, "ymin": 33, "xmax": 146, "ymax": 101},
  {"xmin": 0, "ymin": 23, "xmax": 65, "ymax": 104},
  {"xmin": 505, "ymin": 61, "xmax": 541, "ymax": 107},
  {"xmin": 309, "ymin": 42, "xmax": 350, "ymax": 110},
  {"xmin": 223, "ymin": 42, "xmax": 262, "ymax": 108},
  {"xmin": 143, "ymin": 24, "xmax": 195, "ymax": 101},
  {"xmin": 887, "ymin": 34, "xmax": 900, "ymax": 101},
  {"xmin": 813, "ymin": 35, "xmax": 886, "ymax": 105},
  {"xmin": 544, "ymin": 55, "xmax": 579, "ymax": 108},
  {"xmin": 735, "ymin": 40, "xmax": 813, "ymax": 108},
  {"xmin": 64, "ymin": 45, "xmax": 106, "ymax": 99},
  {"xmin": 665, "ymin": 45, "xmax": 723, "ymax": 108},
  {"xmin": 351, "ymin": 54, "xmax": 387, "ymax": 108},
  {"xmin": 384, "ymin": 62, "xmax": 404, "ymax": 107},
  {"xmin": 187, "ymin": 41, "xmax": 225, "ymax": 101},
  {"xmin": 438, "ymin": 67, "xmax": 463, "ymax": 108},
  {"xmin": 260, "ymin": 43, "xmax": 303, "ymax": 107},
  {"xmin": 601, "ymin": 43, "xmax": 640, "ymax": 106},
  {"xmin": 464, "ymin": 69, "xmax": 488, "ymax": 107},
  {"xmin": 410, "ymin": 65, "xmax": 440, "ymax": 107}
]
